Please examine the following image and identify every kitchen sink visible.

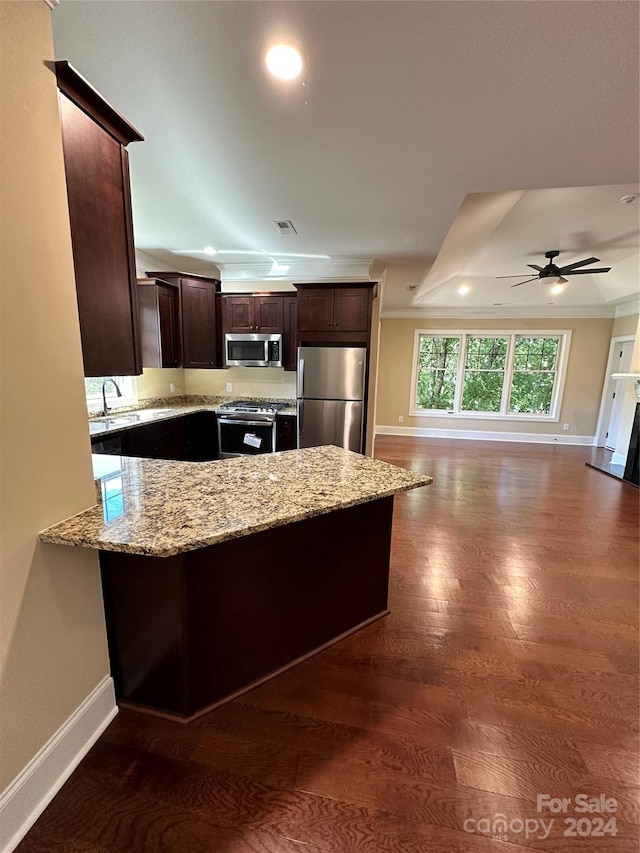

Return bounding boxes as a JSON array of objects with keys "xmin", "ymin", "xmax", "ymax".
[
  {"xmin": 89, "ymin": 409, "xmax": 177, "ymax": 435},
  {"xmin": 108, "ymin": 415, "xmax": 141, "ymax": 425}
]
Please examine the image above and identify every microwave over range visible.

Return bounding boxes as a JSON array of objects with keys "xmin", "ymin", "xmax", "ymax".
[{"xmin": 224, "ymin": 333, "xmax": 282, "ymax": 368}]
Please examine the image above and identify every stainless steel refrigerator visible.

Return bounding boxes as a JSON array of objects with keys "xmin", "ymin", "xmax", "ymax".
[{"xmin": 297, "ymin": 346, "xmax": 367, "ymax": 452}]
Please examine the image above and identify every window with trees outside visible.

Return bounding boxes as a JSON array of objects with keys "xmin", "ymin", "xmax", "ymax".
[
  {"xmin": 411, "ymin": 330, "xmax": 570, "ymax": 420},
  {"xmin": 85, "ymin": 376, "xmax": 138, "ymax": 411}
]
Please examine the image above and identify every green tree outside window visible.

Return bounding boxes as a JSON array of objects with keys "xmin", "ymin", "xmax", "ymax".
[{"xmin": 414, "ymin": 333, "xmax": 563, "ymax": 416}]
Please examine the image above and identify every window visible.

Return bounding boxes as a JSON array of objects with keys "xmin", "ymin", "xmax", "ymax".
[
  {"xmin": 461, "ymin": 336, "xmax": 508, "ymax": 413},
  {"xmin": 416, "ymin": 336, "xmax": 459, "ymax": 410},
  {"xmin": 85, "ymin": 376, "xmax": 138, "ymax": 412},
  {"xmin": 411, "ymin": 330, "xmax": 570, "ymax": 420}
]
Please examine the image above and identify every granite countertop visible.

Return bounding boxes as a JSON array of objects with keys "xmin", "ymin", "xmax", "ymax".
[
  {"xmin": 88, "ymin": 397, "xmax": 296, "ymax": 437},
  {"xmin": 39, "ymin": 446, "xmax": 432, "ymax": 558}
]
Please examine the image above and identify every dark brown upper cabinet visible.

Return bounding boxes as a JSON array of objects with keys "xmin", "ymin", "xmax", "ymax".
[
  {"xmin": 222, "ymin": 295, "xmax": 284, "ymax": 334},
  {"xmin": 137, "ymin": 278, "xmax": 180, "ymax": 368},
  {"xmin": 282, "ymin": 294, "xmax": 298, "ymax": 371},
  {"xmin": 145, "ymin": 272, "xmax": 222, "ymax": 369},
  {"xmin": 56, "ymin": 61, "xmax": 143, "ymax": 377},
  {"xmin": 295, "ymin": 283, "xmax": 375, "ymax": 344}
]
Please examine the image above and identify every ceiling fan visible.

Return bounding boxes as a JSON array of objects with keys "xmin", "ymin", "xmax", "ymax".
[{"xmin": 496, "ymin": 250, "xmax": 611, "ymax": 288}]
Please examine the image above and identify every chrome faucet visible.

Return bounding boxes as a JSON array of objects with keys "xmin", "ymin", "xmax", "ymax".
[{"xmin": 101, "ymin": 378, "xmax": 122, "ymax": 417}]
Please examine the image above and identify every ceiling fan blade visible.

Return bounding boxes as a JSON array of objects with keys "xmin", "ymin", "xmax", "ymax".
[
  {"xmin": 527, "ymin": 264, "xmax": 544, "ymax": 272},
  {"xmin": 564, "ymin": 267, "xmax": 611, "ymax": 275},
  {"xmin": 496, "ymin": 274, "xmax": 535, "ymax": 278},
  {"xmin": 510, "ymin": 277, "xmax": 539, "ymax": 288},
  {"xmin": 558, "ymin": 256, "xmax": 600, "ymax": 272}
]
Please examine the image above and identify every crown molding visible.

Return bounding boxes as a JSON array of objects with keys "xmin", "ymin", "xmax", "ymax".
[
  {"xmin": 369, "ymin": 260, "xmax": 387, "ymax": 280},
  {"xmin": 381, "ymin": 305, "xmax": 615, "ymax": 320},
  {"xmin": 614, "ymin": 300, "xmax": 640, "ymax": 318},
  {"xmin": 217, "ymin": 258, "xmax": 373, "ymax": 282}
]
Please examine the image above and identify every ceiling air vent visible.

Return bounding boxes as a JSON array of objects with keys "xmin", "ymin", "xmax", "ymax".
[{"xmin": 273, "ymin": 220, "xmax": 297, "ymax": 235}]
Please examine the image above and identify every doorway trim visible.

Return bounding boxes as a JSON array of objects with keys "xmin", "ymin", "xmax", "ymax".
[{"xmin": 594, "ymin": 335, "xmax": 636, "ymax": 447}]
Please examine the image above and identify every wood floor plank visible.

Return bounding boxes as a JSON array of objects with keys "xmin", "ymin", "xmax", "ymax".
[
  {"xmin": 452, "ymin": 748, "xmax": 577, "ymax": 800},
  {"xmin": 577, "ymin": 744, "xmax": 640, "ymax": 786},
  {"xmin": 16, "ymin": 437, "xmax": 639, "ymax": 853}
]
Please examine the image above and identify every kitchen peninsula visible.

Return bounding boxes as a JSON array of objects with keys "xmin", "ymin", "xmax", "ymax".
[{"xmin": 40, "ymin": 447, "xmax": 431, "ymax": 720}]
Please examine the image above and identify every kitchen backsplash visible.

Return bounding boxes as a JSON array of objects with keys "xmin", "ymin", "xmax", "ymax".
[
  {"xmin": 137, "ymin": 367, "xmax": 186, "ymax": 400},
  {"xmin": 184, "ymin": 367, "xmax": 296, "ymax": 400},
  {"xmin": 87, "ymin": 367, "xmax": 296, "ymax": 416}
]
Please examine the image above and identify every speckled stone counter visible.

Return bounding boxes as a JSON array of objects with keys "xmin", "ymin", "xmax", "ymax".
[
  {"xmin": 88, "ymin": 396, "xmax": 297, "ymax": 437},
  {"xmin": 41, "ymin": 445, "xmax": 431, "ymax": 720},
  {"xmin": 40, "ymin": 446, "xmax": 431, "ymax": 557}
]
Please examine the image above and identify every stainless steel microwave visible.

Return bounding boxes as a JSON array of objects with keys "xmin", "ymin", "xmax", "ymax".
[{"xmin": 224, "ymin": 333, "xmax": 282, "ymax": 368}]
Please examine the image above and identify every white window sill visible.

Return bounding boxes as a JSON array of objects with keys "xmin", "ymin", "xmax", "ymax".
[{"xmin": 410, "ymin": 409, "xmax": 559, "ymax": 423}]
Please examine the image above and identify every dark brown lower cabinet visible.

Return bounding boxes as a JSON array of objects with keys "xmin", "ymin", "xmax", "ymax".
[
  {"xmin": 99, "ymin": 496, "xmax": 393, "ymax": 719},
  {"xmin": 90, "ymin": 413, "xmax": 219, "ymax": 461},
  {"xmin": 124, "ymin": 419, "xmax": 185, "ymax": 461},
  {"xmin": 276, "ymin": 414, "xmax": 297, "ymax": 451},
  {"xmin": 182, "ymin": 412, "xmax": 218, "ymax": 461}
]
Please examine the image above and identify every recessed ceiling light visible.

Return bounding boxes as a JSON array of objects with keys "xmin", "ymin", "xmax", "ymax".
[
  {"xmin": 203, "ymin": 246, "xmax": 217, "ymax": 255},
  {"xmin": 457, "ymin": 284, "xmax": 470, "ymax": 296},
  {"xmin": 265, "ymin": 45, "xmax": 303, "ymax": 80},
  {"xmin": 620, "ymin": 194, "xmax": 637, "ymax": 204}
]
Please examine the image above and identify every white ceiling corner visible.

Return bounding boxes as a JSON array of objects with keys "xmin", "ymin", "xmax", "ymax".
[{"xmin": 51, "ymin": 2, "xmax": 639, "ymax": 311}]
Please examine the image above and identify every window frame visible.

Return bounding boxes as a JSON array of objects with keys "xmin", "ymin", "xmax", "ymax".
[
  {"xmin": 409, "ymin": 329, "xmax": 572, "ymax": 421},
  {"xmin": 85, "ymin": 375, "xmax": 138, "ymax": 412}
]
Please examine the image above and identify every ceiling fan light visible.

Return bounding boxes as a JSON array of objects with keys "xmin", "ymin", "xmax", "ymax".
[{"xmin": 554, "ymin": 276, "xmax": 568, "ymax": 285}]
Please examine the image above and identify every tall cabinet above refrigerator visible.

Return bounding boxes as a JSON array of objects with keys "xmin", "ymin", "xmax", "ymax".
[{"xmin": 297, "ymin": 346, "xmax": 367, "ymax": 453}]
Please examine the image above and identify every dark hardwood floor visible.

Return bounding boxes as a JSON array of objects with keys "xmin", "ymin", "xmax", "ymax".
[{"xmin": 18, "ymin": 438, "xmax": 639, "ymax": 852}]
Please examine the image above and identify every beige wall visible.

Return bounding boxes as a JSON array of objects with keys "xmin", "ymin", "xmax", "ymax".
[
  {"xmin": 0, "ymin": 3, "xmax": 110, "ymax": 789},
  {"xmin": 185, "ymin": 367, "xmax": 296, "ymax": 399},
  {"xmin": 612, "ymin": 312, "xmax": 639, "ymax": 339},
  {"xmin": 137, "ymin": 367, "xmax": 186, "ymax": 400},
  {"xmin": 376, "ymin": 316, "xmax": 614, "ymax": 437}
]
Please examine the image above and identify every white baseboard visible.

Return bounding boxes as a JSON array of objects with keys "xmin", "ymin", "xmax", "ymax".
[
  {"xmin": 0, "ymin": 676, "xmax": 117, "ymax": 853},
  {"xmin": 611, "ymin": 451, "xmax": 628, "ymax": 466},
  {"xmin": 375, "ymin": 425, "xmax": 595, "ymax": 446}
]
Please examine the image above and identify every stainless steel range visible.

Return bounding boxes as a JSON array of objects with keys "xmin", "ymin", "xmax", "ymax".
[{"xmin": 216, "ymin": 400, "xmax": 288, "ymax": 458}]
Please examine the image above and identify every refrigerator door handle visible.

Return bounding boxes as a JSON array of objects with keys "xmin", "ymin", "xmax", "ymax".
[{"xmin": 298, "ymin": 357, "xmax": 305, "ymax": 398}]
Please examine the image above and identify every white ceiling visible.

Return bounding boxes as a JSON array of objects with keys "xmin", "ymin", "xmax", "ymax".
[
  {"xmin": 406, "ymin": 184, "xmax": 640, "ymax": 312},
  {"xmin": 52, "ymin": 1, "xmax": 639, "ymax": 311}
]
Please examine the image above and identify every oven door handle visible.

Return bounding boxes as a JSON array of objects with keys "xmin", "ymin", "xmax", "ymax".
[{"xmin": 218, "ymin": 418, "xmax": 273, "ymax": 427}]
